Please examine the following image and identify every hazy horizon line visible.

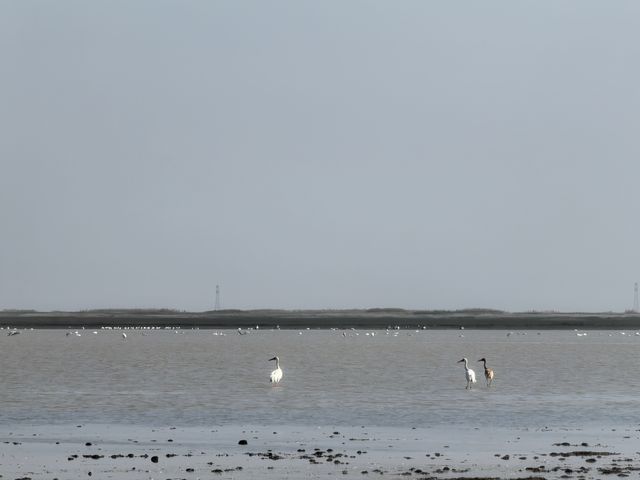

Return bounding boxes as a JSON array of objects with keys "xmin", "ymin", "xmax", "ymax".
[{"xmin": 2, "ymin": 306, "xmax": 638, "ymax": 315}]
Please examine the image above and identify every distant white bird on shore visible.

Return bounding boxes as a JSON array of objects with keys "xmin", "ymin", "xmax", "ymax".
[
  {"xmin": 7, "ymin": 330, "xmax": 19, "ymax": 336},
  {"xmin": 457, "ymin": 357, "xmax": 476, "ymax": 389},
  {"xmin": 269, "ymin": 356, "xmax": 283, "ymax": 384},
  {"xmin": 477, "ymin": 358, "xmax": 494, "ymax": 387},
  {"xmin": 122, "ymin": 332, "xmax": 127, "ymax": 340}
]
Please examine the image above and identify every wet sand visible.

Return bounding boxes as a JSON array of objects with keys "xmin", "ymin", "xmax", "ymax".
[{"xmin": 2, "ymin": 423, "xmax": 640, "ymax": 479}]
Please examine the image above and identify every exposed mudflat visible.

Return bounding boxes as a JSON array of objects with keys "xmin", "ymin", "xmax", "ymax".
[{"xmin": 2, "ymin": 424, "xmax": 640, "ymax": 479}]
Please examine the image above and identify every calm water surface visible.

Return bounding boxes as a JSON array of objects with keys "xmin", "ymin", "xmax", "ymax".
[{"xmin": 1, "ymin": 329, "xmax": 639, "ymax": 428}]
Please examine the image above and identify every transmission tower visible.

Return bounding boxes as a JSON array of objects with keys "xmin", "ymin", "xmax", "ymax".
[
  {"xmin": 634, "ymin": 282, "xmax": 639, "ymax": 313},
  {"xmin": 215, "ymin": 285, "xmax": 221, "ymax": 311}
]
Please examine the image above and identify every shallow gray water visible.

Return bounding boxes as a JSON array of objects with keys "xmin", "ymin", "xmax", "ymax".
[{"xmin": 1, "ymin": 329, "xmax": 639, "ymax": 428}]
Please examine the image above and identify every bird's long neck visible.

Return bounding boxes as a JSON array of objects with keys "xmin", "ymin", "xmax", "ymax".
[
  {"xmin": 275, "ymin": 358, "xmax": 280, "ymax": 369},
  {"xmin": 463, "ymin": 359, "xmax": 469, "ymax": 370},
  {"xmin": 481, "ymin": 359, "xmax": 487, "ymax": 368}
]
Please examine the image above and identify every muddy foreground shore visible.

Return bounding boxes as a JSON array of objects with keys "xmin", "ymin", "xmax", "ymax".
[{"xmin": 2, "ymin": 424, "xmax": 640, "ymax": 480}]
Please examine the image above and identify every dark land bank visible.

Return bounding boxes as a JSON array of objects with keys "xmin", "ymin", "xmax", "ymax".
[{"xmin": 2, "ymin": 308, "xmax": 640, "ymax": 329}]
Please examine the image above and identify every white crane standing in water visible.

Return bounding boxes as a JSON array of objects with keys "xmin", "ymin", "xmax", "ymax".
[
  {"xmin": 269, "ymin": 356, "xmax": 283, "ymax": 384},
  {"xmin": 478, "ymin": 357, "xmax": 494, "ymax": 387},
  {"xmin": 457, "ymin": 357, "xmax": 476, "ymax": 389}
]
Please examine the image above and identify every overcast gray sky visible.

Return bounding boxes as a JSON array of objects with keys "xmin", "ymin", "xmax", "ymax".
[{"xmin": 2, "ymin": 1, "xmax": 640, "ymax": 312}]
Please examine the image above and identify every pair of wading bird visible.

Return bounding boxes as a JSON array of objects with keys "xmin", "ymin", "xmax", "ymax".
[
  {"xmin": 268, "ymin": 356, "xmax": 495, "ymax": 389},
  {"xmin": 458, "ymin": 357, "xmax": 494, "ymax": 389}
]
